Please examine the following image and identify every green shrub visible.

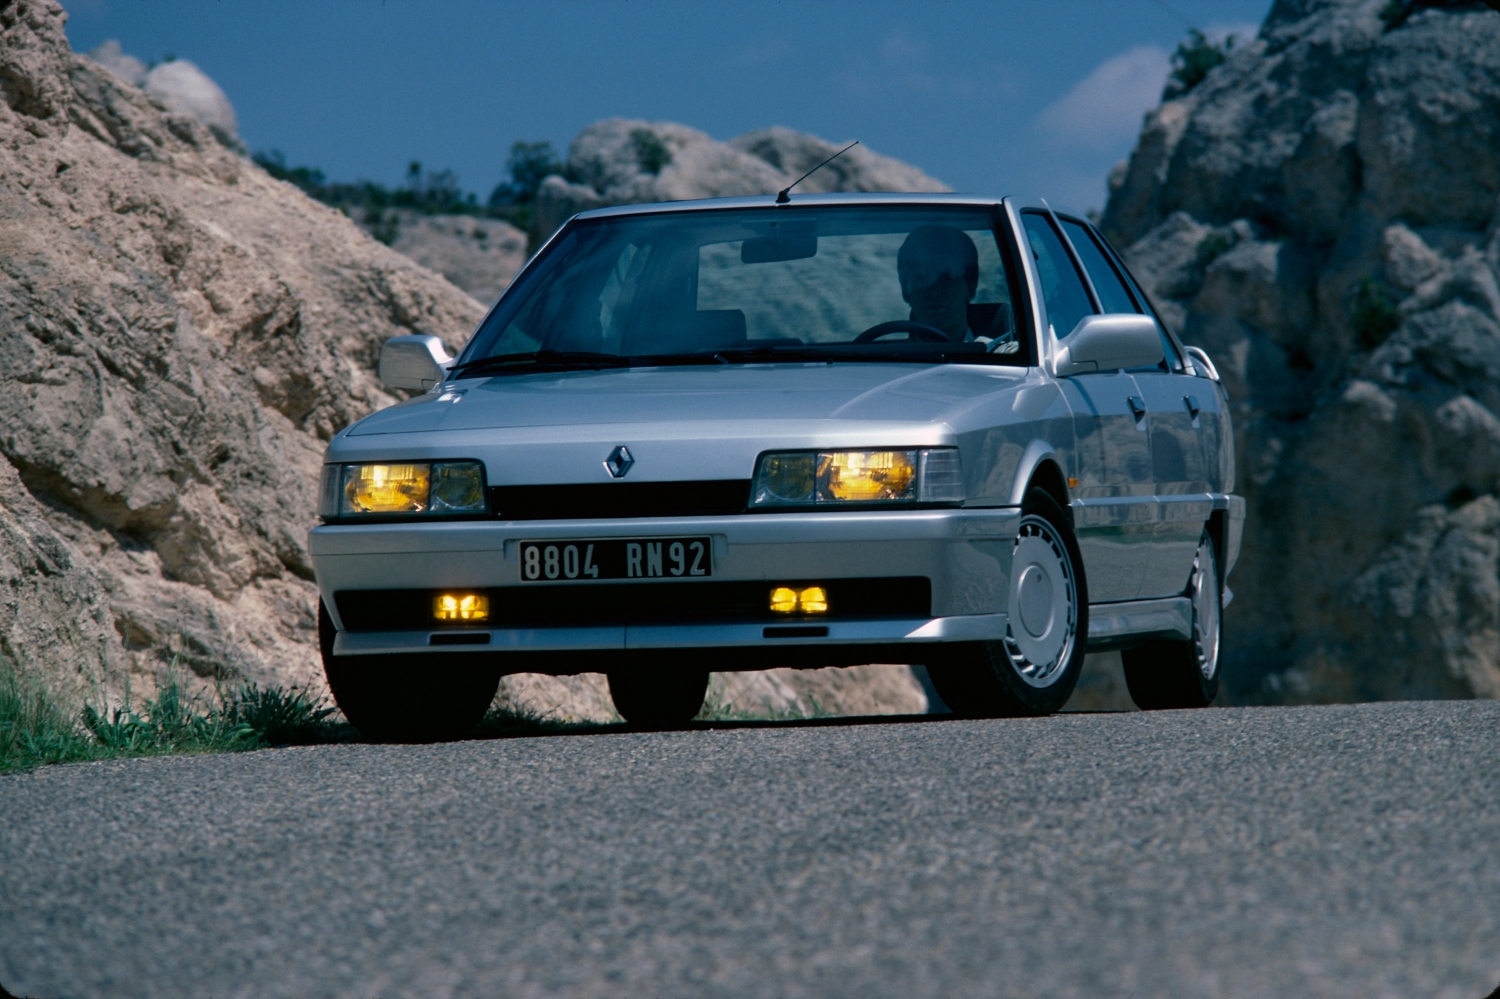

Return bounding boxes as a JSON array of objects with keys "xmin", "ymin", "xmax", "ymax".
[
  {"xmin": 1380, "ymin": 0, "xmax": 1475, "ymax": 31},
  {"xmin": 365, "ymin": 208, "xmax": 400, "ymax": 246},
  {"xmin": 1349, "ymin": 274, "xmax": 1403, "ymax": 349},
  {"xmin": 1195, "ymin": 230, "xmax": 1233, "ymax": 267},
  {"xmin": 630, "ymin": 129, "xmax": 672, "ymax": 175},
  {"xmin": 1170, "ymin": 29, "xmax": 1235, "ymax": 95},
  {"xmin": 488, "ymin": 141, "xmax": 565, "ymax": 209}
]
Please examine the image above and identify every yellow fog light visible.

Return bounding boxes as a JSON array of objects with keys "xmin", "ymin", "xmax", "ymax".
[
  {"xmin": 821, "ymin": 450, "xmax": 916, "ymax": 502},
  {"xmin": 797, "ymin": 586, "xmax": 828, "ymax": 613},
  {"xmin": 769, "ymin": 586, "xmax": 829, "ymax": 614},
  {"xmin": 770, "ymin": 587, "xmax": 800, "ymax": 613},
  {"xmin": 344, "ymin": 463, "xmax": 431, "ymax": 514},
  {"xmin": 433, "ymin": 592, "xmax": 490, "ymax": 622}
]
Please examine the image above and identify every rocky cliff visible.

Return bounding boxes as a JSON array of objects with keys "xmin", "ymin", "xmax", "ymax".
[
  {"xmin": 1102, "ymin": 0, "xmax": 1500, "ymax": 701},
  {"xmin": 0, "ymin": 0, "xmax": 485, "ymax": 703}
]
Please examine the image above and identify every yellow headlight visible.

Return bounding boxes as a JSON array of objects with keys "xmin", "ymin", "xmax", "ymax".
[
  {"xmin": 819, "ymin": 451, "xmax": 916, "ymax": 502},
  {"xmin": 433, "ymin": 592, "xmax": 489, "ymax": 622},
  {"xmin": 343, "ymin": 463, "xmax": 431, "ymax": 514}
]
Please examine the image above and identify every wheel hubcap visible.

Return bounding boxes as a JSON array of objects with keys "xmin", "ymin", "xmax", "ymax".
[
  {"xmin": 1192, "ymin": 538, "xmax": 1221, "ymax": 682},
  {"xmin": 1004, "ymin": 515, "xmax": 1078, "ymax": 688}
]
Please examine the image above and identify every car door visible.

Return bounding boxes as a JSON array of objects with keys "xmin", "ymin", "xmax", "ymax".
[
  {"xmin": 1021, "ymin": 211, "xmax": 1154, "ymax": 603},
  {"xmin": 1060, "ymin": 217, "xmax": 1212, "ymax": 598}
]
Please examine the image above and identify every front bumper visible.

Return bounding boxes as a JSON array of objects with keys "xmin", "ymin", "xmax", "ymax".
[{"xmin": 310, "ymin": 508, "xmax": 1021, "ymax": 656}]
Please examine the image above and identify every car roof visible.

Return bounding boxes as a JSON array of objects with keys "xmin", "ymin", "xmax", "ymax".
[
  {"xmin": 573, "ymin": 191, "xmax": 1012, "ymax": 220},
  {"xmin": 571, "ymin": 192, "xmax": 1099, "ymax": 225}
]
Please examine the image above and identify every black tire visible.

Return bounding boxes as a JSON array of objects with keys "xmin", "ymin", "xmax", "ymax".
[
  {"xmin": 607, "ymin": 664, "xmax": 710, "ymax": 728},
  {"xmin": 319, "ymin": 601, "xmax": 501, "ymax": 742},
  {"xmin": 925, "ymin": 487, "xmax": 1089, "ymax": 717},
  {"xmin": 1122, "ymin": 529, "xmax": 1222, "ymax": 710}
]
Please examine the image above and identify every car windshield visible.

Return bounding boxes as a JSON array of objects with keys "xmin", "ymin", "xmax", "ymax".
[{"xmin": 456, "ymin": 205, "xmax": 1029, "ymax": 374}]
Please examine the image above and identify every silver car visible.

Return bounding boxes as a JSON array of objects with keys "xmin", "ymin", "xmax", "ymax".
[{"xmin": 310, "ymin": 193, "xmax": 1243, "ymax": 739}]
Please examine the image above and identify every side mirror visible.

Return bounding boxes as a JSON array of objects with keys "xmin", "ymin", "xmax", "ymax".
[
  {"xmin": 1054, "ymin": 314, "xmax": 1164, "ymax": 377},
  {"xmin": 379, "ymin": 335, "xmax": 453, "ymax": 391}
]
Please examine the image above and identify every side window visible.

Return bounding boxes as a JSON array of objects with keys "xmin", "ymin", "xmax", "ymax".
[
  {"xmin": 1060, "ymin": 219, "xmax": 1138, "ymax": 316},
  {"xmin": 1021, "ymin": 213, "xmax": 1095, "ymax": 340}
]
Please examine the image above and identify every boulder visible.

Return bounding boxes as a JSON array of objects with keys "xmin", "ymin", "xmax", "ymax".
[
  {"xmin": 1101, "ymin": 0, "xmax": 1500, "ymax": 702},
  {"xmin": 531, "ymin": 118, "xmax": 950, "ymax": 245},
  {"xmin": 141, "ymin": 59, "xmax": 242, "ymax": 153},
  {"xmin": 87, "ymin": 40, "xmax": 242, "ymax": 152}
]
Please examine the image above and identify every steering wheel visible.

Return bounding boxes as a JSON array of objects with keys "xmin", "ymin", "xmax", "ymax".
[{"xmin": 853, "ymin": 320, "xmax": 954, "ymax": 344}]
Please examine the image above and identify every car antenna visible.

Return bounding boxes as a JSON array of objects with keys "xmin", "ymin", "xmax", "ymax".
[{"xmin": 775, "ymin": 140, "xmax": 859, "ymax": 204}]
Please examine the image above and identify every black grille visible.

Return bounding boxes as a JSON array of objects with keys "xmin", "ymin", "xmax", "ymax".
[
  {"xmin": 335, "ymin": 578, "xmax": 930, "ymax": 633},
  {"xmin": 488, "ymin": 480, "xmax": 750, "ymax": 520}
]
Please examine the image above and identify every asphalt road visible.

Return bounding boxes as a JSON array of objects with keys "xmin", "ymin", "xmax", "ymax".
[{"xmin": 2, "ymin": 701, "xmax": 1498, "ymax": 999}]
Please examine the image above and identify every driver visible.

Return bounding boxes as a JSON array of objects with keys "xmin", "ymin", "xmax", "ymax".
[{"xmin": 897, "ymin": 225, "xmax": 979, "ymax": 341}]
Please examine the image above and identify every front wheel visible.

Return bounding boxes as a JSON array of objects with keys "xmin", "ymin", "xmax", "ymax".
[
  {"xmin": 925, "ymin": 488, "xmax": 1089, "ymax": 717},
  {"xmin": 1122, "ymin": 530, "xmax": 1222, "ymax": 710},
  {"xmin": 607, "ymin": 664, "xmax": 710, "ymax": 728},
  {"xmin": 319, "ymin": 602, "xmax": 501, "ymax": 742}
]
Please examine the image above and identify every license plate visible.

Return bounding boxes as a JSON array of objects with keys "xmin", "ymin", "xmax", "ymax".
[{"xmin": 518, "ymin": 537, "xmax": 712, "ymax": 582}]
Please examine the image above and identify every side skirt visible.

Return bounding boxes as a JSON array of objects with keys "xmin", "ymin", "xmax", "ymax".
[{"xmin": 1086, "ymin": 597, "xmax": 1191, "ymax": 652}]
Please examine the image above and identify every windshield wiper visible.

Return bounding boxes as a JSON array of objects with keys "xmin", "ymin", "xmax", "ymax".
[
  {"xmin": 710, "ymin": 344, "xmax": 985, "ymax": 364},
  {"xmin": 452, "ymin": 349, "xmax": 741, "ymax": 378},
  {"xmin": 448, "ymin": 350, "xmax": 633, "ymax": 378}
]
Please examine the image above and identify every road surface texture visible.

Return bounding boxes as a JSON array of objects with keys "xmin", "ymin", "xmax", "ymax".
[{"xmin": 2, "ymin": 701, "xmax": 1497, "ymax": 998}]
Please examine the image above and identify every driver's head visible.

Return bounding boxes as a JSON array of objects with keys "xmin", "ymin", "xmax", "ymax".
[{"xmin": 898, "ymin": 225, "xmax": 979, "ymax": 339}]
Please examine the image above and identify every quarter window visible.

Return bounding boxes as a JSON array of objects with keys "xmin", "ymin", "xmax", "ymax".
[{"xmin": 1021, "ymin": 213, "xmax": 1095, "ymax": 340}]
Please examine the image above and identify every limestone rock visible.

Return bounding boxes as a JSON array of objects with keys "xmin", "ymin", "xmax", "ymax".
[
  {"xmin": 493, "ymin": 665, "xmax": 932, "ymax": 725},
  {"xmin": 532, "ymin": 118, "xmax": 950, "ymax": 244},
  {"xmin": 372, "ymin": 210, "xmax": 528, "ymax": 305},
  {"xmin": 0, "ymin": 0, "xmax": 484, "ymax": 704},
  {"xmin": 142, "ymin": 59, "xmax": 242, "ymax": 152},
  {"xmin": 729, "ymin": 127, "xmax": 950, "ymax": 196},
  {"xmin": 85, "ymin": 41, "xmax": 242, "ymax": 152},
  {"xmin": 83, "ymin": 39, "xmax": 144, "ymax": 86},
  {"xmin": 1102, "ymin": 0, "xmax": 1500, "ymax": 702}
]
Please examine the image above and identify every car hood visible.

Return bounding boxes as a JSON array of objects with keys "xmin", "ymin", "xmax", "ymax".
[
  {"xmin": 349, "ymin": 363, "xmax": 1024, "ymax": 435},
  {"xmin": 329, "ymin": 363, "xmax": 1041, "ymax": 487}
]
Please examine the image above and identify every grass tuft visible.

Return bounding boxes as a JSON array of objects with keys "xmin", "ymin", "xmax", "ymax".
[
  {"xmin": 0, "ymin": 658, "xmax": 348, "ymax": 774},
  {"xmin": 222, "ymin": 683, "xmax": 337, "ymax": 746}
]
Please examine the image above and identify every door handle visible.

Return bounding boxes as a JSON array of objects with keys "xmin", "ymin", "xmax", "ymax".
[
  {"xmin": 1184, "ymin": 394, "xmax": 1200, "ymax": 417},
  {"xmin": 1128, "ymin": 395, "xmax": 1146, "ymax": 418}
]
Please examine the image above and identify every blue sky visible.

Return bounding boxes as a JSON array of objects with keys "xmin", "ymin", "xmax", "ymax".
[{"xmin": 62, "ymin": 0, "xmax": 1272, "ymax": 212}]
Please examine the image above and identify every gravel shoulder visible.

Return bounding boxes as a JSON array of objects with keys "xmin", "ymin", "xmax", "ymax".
[{"xmin": 2, "ymin": 701, "xmax": 1497, "ymax": 998}]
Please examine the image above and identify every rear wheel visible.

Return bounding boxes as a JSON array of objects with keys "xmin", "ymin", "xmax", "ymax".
[
  {"xmin": 319, "ymin": 602, "xmax": 501, "ymax": 742},
  {"xmin": 1122, "ymin": 530, "xmax": 1221, "ymax": 710},
  {"xmin": 925, "ymin": 487, "xmax": 1089, "ymax": 717},
  {"xmin": 607, "ymin": 664, "xmax": 710, "ymax": 728}
]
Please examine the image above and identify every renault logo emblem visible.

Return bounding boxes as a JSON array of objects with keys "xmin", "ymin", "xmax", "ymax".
[{"xmin": 604, "ymin": 445, "xmax": 634, "ymax": 479}]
